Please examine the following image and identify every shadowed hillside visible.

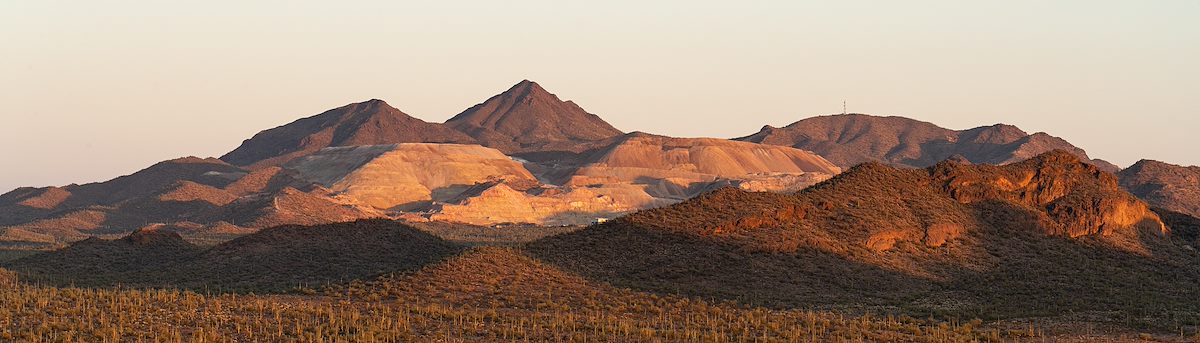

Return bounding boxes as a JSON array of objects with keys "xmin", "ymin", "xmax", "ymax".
[
  {"xmin": 5, "ymin": 226, "xmax": 202, "ymax": 285},
  {"xmin": 1119, "ymin": 159, "xmax": 1200, "ymax": 219},
  {"xmin": 529, "ymin": 150, "xmax": 1200, "ymax": 326},
  {"xmin": 322, "ymin": 246, "xmax": 1012, "ymax": 342},
  {"xmin": 5, "ymin": 219, "xmax": 463, "ymax": 292},
  {"xmin": 0, "ymin": 249, "xmax": 1041, "ymax": 342}
]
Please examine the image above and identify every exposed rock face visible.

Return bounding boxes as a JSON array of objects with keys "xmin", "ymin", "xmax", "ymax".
[
  {"xmin": 445, "ymin": 80, "xmax": 623, "ymax": 153},
  {"xmin": 1118, "ymin": 159, "xmax": 1200, "ymax": 219},
  {"xmin": 930, "ymin": 150, "xmax": 1164, "ymax": 237},
  {"xmin": 281, "ymin": 144, "xmax": 660, "ymax": 225},
  {"xmin": 736, "ymin": 114, "xmax": 1118, "ymax": 172},
  {"xmin": 272, "ymin": 137, "xmax": 841, "ymax": 226},
  {"xmin": 221, "ymin": 99, "xmax": 476, "ymax": 168},
  {"xmin": 286, "ymin": 144, "xmax": 537, "ymax": 210},
  {"xmin": 429, "ymin": 181, "xmax": 671, "ymax": 226},
  {"xmin": 567, "ymin": 133, "xmax": 842, "ymax": 199},
  {"xmin": 726, "ymin": 173, "xmax": 836, "ymax": 193}
]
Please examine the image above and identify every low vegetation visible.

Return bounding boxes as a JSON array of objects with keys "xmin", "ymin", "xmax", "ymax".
[
  {"xmin": 1, "ymin": 246, "xmax": 1193, "ymax": 341},
  {"xmin": 0, "ymin": 257, "xmax": 1008, "ymax": 342}
]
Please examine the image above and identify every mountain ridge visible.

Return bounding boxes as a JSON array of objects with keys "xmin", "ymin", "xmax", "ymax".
[
  {"xmin": 221, "ymin": 99, "xmax": 476, "ymax": 168},
  {"xmin": 736, "ymin": 113, "xmax": 1119, "ymax": 172},
  {"xmin": 1119, "ymin": 159, "xmax": 1200, "ymax": 219}
]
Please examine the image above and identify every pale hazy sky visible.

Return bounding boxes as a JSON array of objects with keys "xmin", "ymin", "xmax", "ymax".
[{"xmin": 1, "ymin": 1, "xmax": 1197, "ymax": 192}]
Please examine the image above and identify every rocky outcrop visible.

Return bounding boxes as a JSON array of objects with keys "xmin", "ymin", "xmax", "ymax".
[
  {"xmin": 736, "ymin": 114, "xmax": 1118, "ymax": 172},
  {"xmin": 930, "ymin": 150, "xmax": 1164, "ymax": 237},
  {"xmin": 429, "ymin": 181, "xmax": 670, "ymax": 226},
  {"xmin": 221, "ymin": 99, "xmax": 476, "ymax": 168}
]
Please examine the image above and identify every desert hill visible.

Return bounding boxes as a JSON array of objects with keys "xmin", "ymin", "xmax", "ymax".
[
  {"xmin": 0, "ymin": 157, "xmax": 244, "ymax": 226},
  {"xmin": 285, "ymin": 144, "xmax": 536, "ymax": 210},
  {"xmin": 0, "ymin": 156, "xmax": 382, "ymax": 245},
  {"xmin": 736, "ymin": 114, "xmax": 1118, "ymax": 172},
  {"xmin": 192, "ymin": 186, "xmax": 381, "ymax": 229},
  {"xmin": 173, "ymin": 219, "xmax": 461, "ymax": 290},
  {"xmin": 5, "ymin": 226, "xmax": 202, "ymax": 286},
  {"xmin": 322, "ymin": 246, "xmax": 995, "ymax": 342},
  {"xmin": 426, "ymin": 133, "xmax": 841, "ymax": 225},
  {"xmin": 4, "ymin": 219, "xmax": 462, "ymax": 291},
  {"xmin": 445, "ymin": 80, "xmax": 623, "ymax": 154},
  {"xmin": 270, "ymin": 137, "xmax": 841, "ymax": 226},
  {"xmin": 221, "ymin": 99, "xmax": 476, "ymax": 168},
  {"xmin": 529, "ymin": 150, "xmax": 1197, "ymax": 319},
  {"xmin": 563, "ymin": 133, "xmax": 841, "ymax": 198},
  {"xmin": 1118, "ymin": 159, "xmax": 1200, "ymax": 219}
]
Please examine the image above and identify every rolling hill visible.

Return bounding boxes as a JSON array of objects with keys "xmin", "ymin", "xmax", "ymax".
[{"xmin": 5, "ymin": 219, "xmax": 462, "ymax": 291}]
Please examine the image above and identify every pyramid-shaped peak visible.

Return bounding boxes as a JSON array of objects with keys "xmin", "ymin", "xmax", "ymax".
[
  {"xmin": 498, "ymin": 80, "xmax": 560, "ymax": 101},
  {"xmin": 445, "ymin": 80, "xmax": 623, "ymax": 153},
  {"xmin": 340, "ymin": 98, "xmax": 401, "ymax": 113}
]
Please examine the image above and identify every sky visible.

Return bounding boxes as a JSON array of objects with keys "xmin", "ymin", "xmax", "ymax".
[{"xmin": 1, "ymin": 1, "xmax": 1197, "ymax": 193}]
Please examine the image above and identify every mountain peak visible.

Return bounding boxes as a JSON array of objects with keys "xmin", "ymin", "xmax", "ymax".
[
  {"xmin": 445, "ymin": 80, "xmax": 623, "ymax": 153},
  {"xmin": 220, "ymin": 100, "xmax": 475, "ymax": 168}
]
